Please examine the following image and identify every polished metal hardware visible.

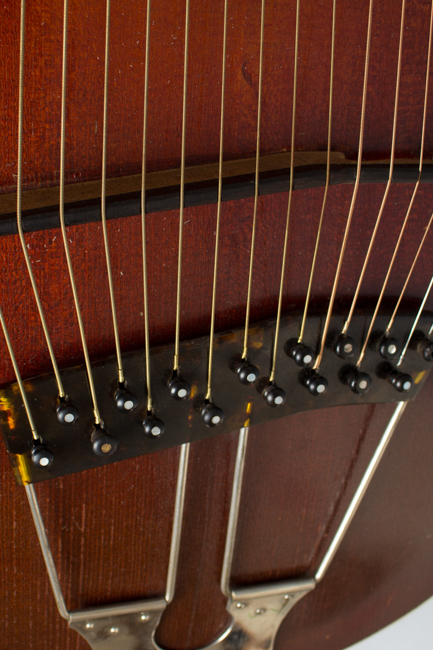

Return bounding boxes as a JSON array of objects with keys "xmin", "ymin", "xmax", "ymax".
[{"xmin": 25, "ymin": 403, "xmax": 406, "ymax": 649}]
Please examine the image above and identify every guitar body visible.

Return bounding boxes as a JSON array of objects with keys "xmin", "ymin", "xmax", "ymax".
[{"xmin": 1, "ymin": 1, "xmax": 433, "ymax": 648}]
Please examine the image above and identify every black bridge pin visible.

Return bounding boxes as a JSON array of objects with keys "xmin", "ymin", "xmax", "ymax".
[
  {"xmin": 114, "ymin": 386, "xmax": 138, "ymax": 412},
  {"xmin": 143, "ymin": 414, "xmax": 165, "ymax": 438},
  {"xmin": 91, "ymin": 427, "xmax": 118, "ymax": 457},
  {"xmin": 378, "ymin": 336, "xmax": 401, "ymax": 361},
  {"xmin": 418, "ymin": 338, "xmax": 433, "ymax": 362},
  {"xmin": 56, "ymin": 400, "xmax": 79, "ymax": 425},
  {"xmin": 31, "ymin": 441, "xmax": 54, "ymax": 468},
  {"xmin": 301, "ymin": 369, "xmax": 328, "ymax": 396},
  {"xmin": 341, "ymin": 366, "xmax": 372, "ymax": 395},
  {"xmin": 168, "ymin": 375, "xmax": 191, "ymax": 400},
  {"xmin": 286, "ymin": 339, "xmax": 315, "ymax": 368},
  {"xmin": 387, "ymin": 369, "xmax": 413, "ymax": 393},
  {"xmin": 201, "ymin": 401, "xmax": 224, "ymax": 427},
  {"xmin": 262, "ymin": 383, "xmax": 286, "ymax": 407},
  {"xmin": 333, "ymin": 334, "xmax": 357, "ymax": 360},
  {"xmin": 235, "ymin": 359, "xmax": 259, "ymax": 385}
]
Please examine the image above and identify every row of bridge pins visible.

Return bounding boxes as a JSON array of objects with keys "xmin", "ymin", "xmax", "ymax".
[
  {"xmin": 238, "ymin": 328, "xmax": 433, "ymax": 407},
  {"xmin": 29, "ymin": 330, "xmax": 433, "ymax": 471}
]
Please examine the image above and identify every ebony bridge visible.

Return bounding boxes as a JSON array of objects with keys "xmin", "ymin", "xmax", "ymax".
[{"xmin": 1, "ymin": 309, "xmax": 431, "ymax": 485}]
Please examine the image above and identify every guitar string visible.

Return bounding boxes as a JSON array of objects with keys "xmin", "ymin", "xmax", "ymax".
[
  {"xmin": 0, "ymin": 305, "xmax": 39, "ymax": 441},
  {"xmin": 8, "ymin": 5, "xmax": 429, "ymax": 626},
  {"xmin": 100, "ymin": 0, "xmax": 125, "ymax": 385},
  {"xmin": 241, "ymin": 0, "xmax": 265, "ymax": 362},
  {"xmin": 269, "ymin": 0, "xmax": 300, "ymax": 385},
  {"xmin": 205, "ymin": 0, "xmax": 228, "ymax": 402},
  {"xmin": 298, "ymin": 0, "xmax": 336, "ymax": 345},
  {"xmin": 356, "ymin": 0, "xmax": 433, "ymax": 369},
  {"xmin": 384, "ymin": 210, "xmax": 433, "ymax": 336},
  {"xmin": 59, "ymin": 0, "xmax": 102, "ymax": 425},
  {"xmin": 16, "ymin": 0, "xmax": 65, "ymax": 398},
  {"xmin": 173, "ymin": 0, "xmax": 191, "ymax": 374},
  {"xmin": 397, "ymin": 274, "xmax": 433, "ymax": 366},
  {"xmin": 141, "ymin": 0, "xmax": 153, "ymax": 412},
  {"xmin": 341, "ymin": 0, "xmax": 406, "ymax": 336},
  {"xmin": 313, "ymin": 0, "xmax": 374, "ymax": 371}
]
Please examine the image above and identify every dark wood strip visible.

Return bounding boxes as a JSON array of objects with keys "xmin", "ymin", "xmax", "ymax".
[{"xmin": 1, "ymin": 162, "xmax": 433, "ymax": 237}]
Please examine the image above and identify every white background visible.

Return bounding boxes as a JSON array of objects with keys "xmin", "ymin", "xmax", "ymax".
[{"xmin": 346, "ymin": 596, "xmax": 433, "ymax": 649}]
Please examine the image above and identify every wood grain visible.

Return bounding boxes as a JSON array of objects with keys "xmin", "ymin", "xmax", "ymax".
[
  {"xmin": 1, "ymin": 1, "xmax": 433, "ymax": 649},
  {"xmin": 1, "ymin": 0, "xmax": 433, "ymax": 194},
  {"xmin": 0, "ymin": 181, "xmax": 431, "ymax": 649}
]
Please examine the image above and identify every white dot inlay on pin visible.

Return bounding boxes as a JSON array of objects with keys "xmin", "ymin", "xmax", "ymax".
[
  {"xmin": 211, "ymin": 415, "xmax": 221, "ymax": 424},
  {"xmin": 275, "ymin": 396, "xmax": 283, "ymax": 405},
  {"xmin": 403, "ymin": 381, "xmax": 411, "ymax": 391},
  {"xmin": 247, "ymin": 373, "xmax": 256, "ymax": 383},
  {"xmin": 151, "ymin": 426, "xmax": 161, "ymax": 436},
  {"xmin": 359, "ymin": 380, "xmax": 368, "ymax": 390},
  {"xmin": 317, "ymin": 384, "xmax": 326, "ymax": 394},
  {"xmin": 64, "ymin": 412, "xmax": 74, "ymax": 423},
  {"xmin": 124, "ymin": 400, "xmax": 134, "ymax": 410},
  {"xmin": 303, "ymin": 355, "xmax": 312, "ymax": 364},
  {"xmin": 178, "ymin": 388, "xmax": 187, "ymax": 398},
  {"xmin": 39, "ymin": 457, "xmax": 49, "ymax": 467},
  {"xmin": 388, "ymin": 344, "xmax": 397, "ymax": 355}
]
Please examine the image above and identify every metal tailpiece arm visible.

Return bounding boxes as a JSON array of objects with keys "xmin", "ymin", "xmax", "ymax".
[{"xmin": 26, "ymin": 404, "xmax": 406, "ymax": 649}]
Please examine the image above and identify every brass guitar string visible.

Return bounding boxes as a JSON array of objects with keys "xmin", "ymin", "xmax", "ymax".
[
  {"xmin": 241, "ymin": 0, "xmax": 265, "ymax": 362},
  {"xmin": 397, "ymin": 274, "xmax": 433, "ymax": 366},
  {"xmin": 313, "ymin": 0, "xmax": 374, "ymax": 371},
  {"xmin": 141, "ymin": 0, "xmax": 153, "ymax": 412},
  {"xmin": 16, "ymin": 0, "xmax": 65, "ymax": 399},
  {"xmin": 269, "ymin": 0, "xmax": 300, "ymax": 385},
  {"xmin": 341, "ymin": 0, "xmax": 406, "ymax": 337},
  {"xmin": 100, "ymin": 0, "xmax": 125, "ymax": 386},
  {"xmin": 205, "ymin": 0, "xmax": 229, "ymax": 402},
  {"xmin": 173, "ymin": 0, "xmax": 191, "ymax": 374},
  {"xmin": 0, "ymin": 305, "xmax": 39, "ymax": 442},
  {"xmin": 298, "ymin": 0, "xmax": 336, "ymax": 345},
  {"xmin": 59, "ymin": 0, "xmax": 102, "ymax": 425},
  {"xmin": 356, "ymin": 0, "xmax": 433, "ymax": 369},
  {"xmin": 385, "ymin": 210, "xmax": 433, "ymax": 336}
]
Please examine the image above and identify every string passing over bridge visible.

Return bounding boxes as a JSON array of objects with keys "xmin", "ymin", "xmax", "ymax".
[{"xmin": 0, "ymin": 0, "xmax": 433, "ymax": 648}]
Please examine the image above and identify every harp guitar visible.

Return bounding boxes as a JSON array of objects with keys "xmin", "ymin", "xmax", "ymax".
[{"xmin": 1, "ymin": 0, "xmax": 433, "ymax": 648}]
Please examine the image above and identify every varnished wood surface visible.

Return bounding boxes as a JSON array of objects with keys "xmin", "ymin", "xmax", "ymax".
[
  {"xmin": 280, "ymin": 375, "xmax": 433, "ymax": 650},
  {"xmin": 1, "ymin": 0, "xmax": 433, "ymax": 648},
  {"xmin": 0, "ymin": 152, "xmax": 347, "ymax": 216},
  {"xmin": 0, "ymin": 184, "xmax": 431, "ymax": 385},
  {"xmin": 1, "ymin": 378, "xmax": 433, "ymax": 650},
  {"xmin": 0, "ymin": 183, "xmax": 431, "ymax": 649},
  {"xmin": 2, "ymin": 0, "xmax": 433, "ymax": 194},
  {"xmin": 2, "ymin": 152, "xmax": 432, "ymax": 217}
]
